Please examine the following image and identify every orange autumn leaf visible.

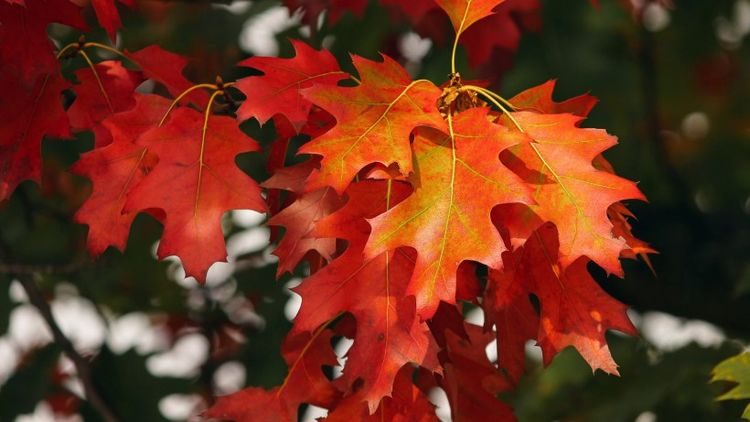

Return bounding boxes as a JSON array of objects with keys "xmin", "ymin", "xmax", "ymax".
[
  {"xmin": 300, "ymin": 54, "xmax": 446, "ymax": 194},
  {"xmin": 501, "ymin": 111, "xmax": 645, "ymax": 276},
  {"xmin": 365, "ymin": 108, "xmax": 530, "ymax": 318},
  {"xmin": 434, "ymin": 0, "xmax": 507, "ymax": 36}
]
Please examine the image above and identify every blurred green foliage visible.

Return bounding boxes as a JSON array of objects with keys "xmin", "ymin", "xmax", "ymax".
[{"xmin": 712, "ymin": 352, "xmax": 750, "ymax": 420}]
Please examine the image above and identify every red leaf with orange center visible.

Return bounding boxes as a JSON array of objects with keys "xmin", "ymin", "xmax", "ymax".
[
  {"xmin": 365, "ymin": 108, "xmax": 530, "ymax": 318},
  {"xmin": 299, "ymin": 54, "xmax": 446, "ymax": 194}
]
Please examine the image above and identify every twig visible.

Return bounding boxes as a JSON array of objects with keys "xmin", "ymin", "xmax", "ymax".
[
  {"xmin": 16, "ymin": 276, "xmax": 119, "ymax": 422},
  {"xmin": 0, "ymin": 260, "xmax": 85, "ymax": 275}
]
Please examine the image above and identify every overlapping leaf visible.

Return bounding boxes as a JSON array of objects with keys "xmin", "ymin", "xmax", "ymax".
[
  {"xmin": 0, "ymin": 70, "xmax": 72, "ymax": 201},
  {"xmin": 206, "ymin": 329, "xmax": 340, "ymax": 422},
  {"xmin": 498, "ymin": 81, "xmax": 652, "ymax": 264},
  {"xmin": 0, "ymin": 0, "xmax": 86, "ymax": 83},
  {"xmin": 124, "ymin": 107, "xmax": 266, "ymax": 280},
  {"xmin": 429, "ymin": 306, "xmax": 516, "ymax": 422},
  {"xmin": 500, "ymin": 110, "xmax": 645, "ymax": 276},
  {"xmin": 91, "ymin": 0, "xmax": 135, "ymax": 40},
  {"xmin": 236, "ymin": 40, "xmax": 348, "ymax": 131},
  {"xmin": 300, "ymin": 54, "xmax": 446, "ymax": 194},
  {"xmin": 484, "ymin": 254, "xmax": 539, "ymax": 384},
  {"xmin": 125, "ymin": 45, "xmax": 208, "ymax": 105},
  {"xmin": 325, "ymin": 366, "xmax": 438, "ymax": 421},
  {"xmin": 293, "ymin": 180, "xmax": 434, "ymax": 410},
  {"xmin": 68, "ymin": 61, "xmax": 143, "ymax": 146},
  {"xmin": 365, "ymin": 108, "xmax": 530, "ymax": 318},
  {"xmin": 460, "ymin": 0, "xmax": 540, "ymax": 66},
  {"xmin": 263, "ymin": 160, "xmax": 343, "ymax": 276},
  {"xmin": 72, "ymin": 94, "xmax": 168, "ymax": 256},
  {"xmin": 487, "ymin": 223, "xmax": 636, "ymax": 375}
]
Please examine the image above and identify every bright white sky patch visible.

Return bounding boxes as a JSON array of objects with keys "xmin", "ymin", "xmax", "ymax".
[
  {"xmin": 428, "ymin": 387, "xmax": 451, "ymax": 422},
  {"xmin": 639, "ymin": 311, "xmax": 725, "ymax": 351},
  {"xmin": 213, "ymin": 361, "xmax": 246, "ymax": 395},
  {"xmin": 239, "ymin": 6, "xmax": 302, "ymax": 56},
  {"xmin": 107, "ymin": 313, "xmax": 170, "ymax": 355},
  {"xmin": 0, "ymin": 338, "xmax": 19, "ymax": 385},
  {"xmin": 147, "ymin": 333, "xmax": 209, "ymax": 378},
  {"xmin": 159, "ymin": 394, "xmax": 204, "ymax": 421}
]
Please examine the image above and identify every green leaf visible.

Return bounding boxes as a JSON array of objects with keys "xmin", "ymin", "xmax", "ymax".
[{"xmin": 713, "ymin": 352, "xmax": 750, "ymax": 420}]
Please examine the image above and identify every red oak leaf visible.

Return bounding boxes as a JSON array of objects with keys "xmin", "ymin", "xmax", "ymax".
[
  {"xmin": 434, "ymin": 0, "xmax": 507, "ymax": 36},
  {"xmin": 500, "ymin": 111, "xmax": 645, "ymax": 276},
  {"xmin": 365, "ymin": 108, "xmax": 530, "ymax": 319},
  {"xmin": 484, "ymin": 254, "xmax": 539, "ymax": 385},
  {"xmin": 91, "ymin": 0, "xmax": 135, "ymax": 40},
  {"xmin": 205, "ymin": 329, "xmax": 340, "ymax": 422},
  {"xmin": 71, "ymin": 94, "xmax": 169, "ymax": 256},
  {"xmin": 263, "ymin": 161, "xmax": 343, "ymax": 276},
  {"xmin": 267, "ymin": 116, "xmax": 296, "ymax": 175},
  {"xmin": 0, "ymin": 70, "xmax": 72, "ymax": 201},
  {"xmin": 263, "ymin": 158, "xmax": 320, "ymax": 193},
  {"xmin": 299, "ymin": 54, "xmax": 446, "ymax": 194},
  {"xmin": 293, "ymin": 180, "xmax": 435, "ymax": 411},
  {"xmin": 236, "ymin": 40, "xmax": 348, "ymax": 131},
  {"xmin": 608, "ymin": 202, "xmax": 656, "ymax": 267},
  {"xmin": 504, "ymin": 81, "xmax": 653, "ymax": 266},
  {"xmin": 0, "ymin": 0, "xmax": 86, "ymax": 83},
  {"xmin": 266, "ymin": 108, "xmax": 334, "ymax": 177},
  {"xmin": 490, "ymin": 80, "xmax": 598, "ymax": 245},
  {"xmin": 325, "ymin": 366, "xmax": 439, "ymax": 421},
  {"xmin": 124, "ymin": 107, "xmax": 266, "ymax": 281},
  {"xmin": 68, "ymin": 60, "xmax": 143, "ymax": 146},
  {"xmin": 517, "ymin": 223, "xmax": 636, "ymax": 374},
  {"xmin": 431, "ymin": 315, "xmax": 516, "ymax": 422},
  {"xmin": 509, "ymin": 79, "xmax": 598, "ymax": 117},
  {"xmin": 593, "ymin": 155, "xmax": 656, "ymax": 266},
  {"xmin": 461, "ymin": 0, "xmax": 541, "ymax": 66},
  {"xmin": 125, "ymin": 45, "xmax": 208, "ymax": 104}
]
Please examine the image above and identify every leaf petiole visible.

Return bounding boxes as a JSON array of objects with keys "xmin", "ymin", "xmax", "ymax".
[
  {"xmin": 83, "ymin": 42, "xmax": 130, "ymax": 61},
  {"xmin": 78, "ymin": 49, "xmax": 115, "ymax": 113},
  {"xmin": 461, "ymin": 85, "xmax": 524, "ymax": 133},
  {"xmin": 462, "ymin": 85, "xmax": 517, "ymax": 111},
  {"xmin": 158, "ymin": 83, "xmax": 218, "ymax": 127},
  {"xmin": 55, "ymin": 42, "xmax": 80, "ymax": 60}
]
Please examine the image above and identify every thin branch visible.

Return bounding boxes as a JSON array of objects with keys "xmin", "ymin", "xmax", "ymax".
[
  {"xmin": 0, "ymin": 260, "xmax": 85, "ymax": 275},
  {"xmin": 16, "ymin": 276, "xmax": 119, "ymax": 422}
]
